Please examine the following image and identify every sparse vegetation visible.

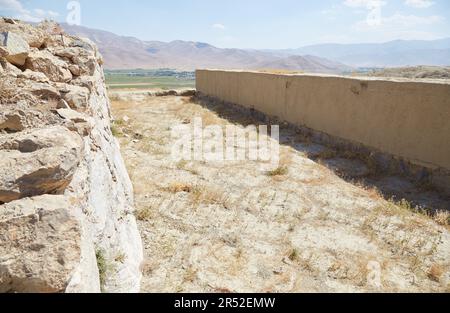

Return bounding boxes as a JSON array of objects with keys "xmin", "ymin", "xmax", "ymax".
[
  {"xmin": 176, "ymin": 160, "xmax": 189, "ymax": 170},
  {"xmin": 428, "ymin": 264, "xmax": 444, "ymax": 282},
  {"xmin": 183, "ymin": 267, "xmax": 198, "ymax": 283},
  {"xmin": 115, "ymin": 251, "xmax": 126, "ymax": 264},
  {"xmin": 96, "ymin": 249, "xmax": 110, "ymax": 291},
  {"xmin": 434, "ymin": 211, "xmax": 450, "ymax": 226},
  {"xmin": 111, "ymin": 91, "xmax": 450, "ymax": 293},
  {"xmin": 385, "ymin": 198, "xmax": 449, "ymax": 227},
  {"xmin": 135, "ymin": 206, "xmax": 154, "ymax": 221},
  {"xmin": 288, "ymin": 248, "xmax": 299, "ymax": 262},
  {"xmin": 166, "ymin": 182, "xmax": 192, "ymax": 193},
  {"xmin": 316, "ymin": 149, "xmax": 338, "ymax": 160},
  {"xmin": 266, "ymin": 166, "xmax": 289, "ymax": 177},
  {"xmin": 111, "ymin": 123, "xmax": 123, "ymax": 137}
]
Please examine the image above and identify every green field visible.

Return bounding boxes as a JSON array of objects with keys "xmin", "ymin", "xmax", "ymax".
[{"xmin": 105, "ymin": 69, "xmax": 196, "ymax": 90}]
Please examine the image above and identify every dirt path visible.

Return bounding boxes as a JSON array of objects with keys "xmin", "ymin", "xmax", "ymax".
[{"xmin": 111, "ymin": 93, "xmax": 449, "ymax": 293}]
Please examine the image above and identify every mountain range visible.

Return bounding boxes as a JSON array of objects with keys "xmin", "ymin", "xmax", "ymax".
[
  {"xmin": 62, "ymin": 23, "xmax": 450, "ymax": 71},
  {"xmin": 269, "ymin": 38, "xmax": 450, "ymax": 67},
  {"xmin": 61, "ymin": 24, "xmax": 351, "ymax": 73}
]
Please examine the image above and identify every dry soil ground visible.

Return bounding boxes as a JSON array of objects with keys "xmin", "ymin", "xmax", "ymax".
[{"xmin": 110, "ymin": 91, "xmax": 449, "ymax": 293}]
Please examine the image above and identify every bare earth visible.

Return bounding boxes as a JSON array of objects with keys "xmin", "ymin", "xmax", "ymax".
[{"xmin": 111, "ymin": 93, "xmax": 450, "ymax": 293}]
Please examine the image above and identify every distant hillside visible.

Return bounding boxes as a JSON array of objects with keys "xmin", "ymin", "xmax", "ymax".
[
  {"xmin": 61, "ymin": 23, "xmax": 351, "ymax": 73},
  {"xmin": 274, "ymin": 39, "xmax": 450, "ymax": 67},
  {"xmin": 258, "ymin": 55, "xmax": 352, "ymax": 73},
  {"xmin": 365, "ymin": 66, "xmax": 450, "ymax": 79}
]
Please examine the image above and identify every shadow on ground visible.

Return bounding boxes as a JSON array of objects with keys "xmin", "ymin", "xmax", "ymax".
[{"xmin": 192, "ymin": 96, "xmax": 450, "ymax": 215}]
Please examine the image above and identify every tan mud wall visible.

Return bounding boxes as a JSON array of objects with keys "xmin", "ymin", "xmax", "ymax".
[{"xmin": 196, "ymin": 69, "xmax": 450, "ymax": 170}]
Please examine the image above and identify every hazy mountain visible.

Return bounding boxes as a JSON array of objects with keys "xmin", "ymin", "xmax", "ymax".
[
  {"xmin": 273, "ymin": 39, "xmax": 450, "ymax": 67},
  {"xmin": 63, "ymin": 23, "xmax": 449, "ymax": 70},
  {"xmin": 61, "ymin": 23, "xmax": 351, "ymax": 73},
  {"xmin": 258, "ymin": 55, "xmax": 352, "ymax": 73}
]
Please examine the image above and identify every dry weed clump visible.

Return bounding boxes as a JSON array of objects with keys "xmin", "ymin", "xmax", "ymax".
[
  {"xmin": 266, "ymin": 166, "xmax": 289, "ymax": 177},
  {"xmin": 165, "ymin": 182, "xmax": 193, "ymax": 194},
  {"xmin": 190, "ymin": 185, "xmax": 229, "ymax": 207},
  {"xmin": 135, "ymin": 206, "xmax": 155, "ymax": 221},
  {"xmin": 433, "ymin": 211, "xmax": 449, "ymax": 226},
  {"xmin": 427, "ymin": 264, "xmax": 444, "ymax": 282}
]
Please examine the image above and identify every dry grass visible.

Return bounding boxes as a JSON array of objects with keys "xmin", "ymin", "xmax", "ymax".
[
  {"xmin": 111, "ymin": 93, "xmax": 450, "ymax": 293},
  {"xmin": 428, "ymin": 264, "xmax": 444, "ymax": 282},
  {"xmin": 161, "ymin": 182, "xmax": 230, "ymax": 207},
  {"xmin": 190, "ymin": 185, "xmax": 229, "ymax": 207},
  {"xmin": 183, "ymin": 267, "xmax": 198, "ymax": 283},
  {"xmin": 386, "ymin": 198, "xmax": 449, "ymax": 227},
  {"xmin": 316, "ymin": 149, "xmax": 338, "ymax": 160},
  {"xmin": 136, "ymin": 140, "xmax": 167, "ymax": 155},
  {"xmin": 176, "ymin": 160, "xmax": 189, "ymax": 170},
  {"xmin": 111, "ymin": 124, "xmax": 123, "ymax": 137},
  {"xmin": 201, "ymin": 111, "xmax": 222, "ymax": 126},
  {"xmin": 115, "ymin": 252, "xmax": 126, "ymax": 264},
  {"xmin": 288, "ymin": 248, "xmax": 300, "ymax": 262},
  {"xmin": 165, "ymin": 182, "xmax": 193, "ymax": 194},
  {"xmin": 433, "ymin": 211, "xmax": 450, "ymax": 226},
  {"xmin": 176, "ymin": 160, "xmax": 199, "ymax": 175},
  {"xmin": 266, "ymin": 166, "xmax": 289, "ymax": 177},
  {"xmin": 266, "ymin": 148, "xmax": 292, "ymax": 177},
  {"xmin": 135, "ymin": 206, "xmax": 154, "ymax": 221}
]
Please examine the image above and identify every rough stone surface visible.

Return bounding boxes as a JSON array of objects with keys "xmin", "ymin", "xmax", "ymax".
[
  {"xmin": 0, "ymin": 195, "xmax": 81, "ymax": 293},
  {"xmin": 18, "ymin": 69, "xmax": 49, "ymax": 83},
  {"xmin": 24, "ymin": 50, "xmax": 72, "ymax": 82},
  {"xmin": 0, "ymin": 19, "xmax": 47, "ymax": 48},
  {"xmin": 0, "ymin": 46, "xmax": 7, "ymax": 57},
  {"xmin": 56, "ymin": 108, "xmax": 90, "ymax": 124},
  {"xmin": 0, "ymin": 111, "xmax": 25, "ymax": 132},
  {"xmin": 0, "ymin": 31, "xmax": 30, "ymax": 66},
  {"xmin": 0, "ymin": 126, "xmax": 83, "ymax": 203},
  {"xmin": 0, "ymin": 20, "xmax": 143, "ymax": 293},
  {"xmin": 59, "ymin": 84, "xmax": 90, "ymax": 110}
]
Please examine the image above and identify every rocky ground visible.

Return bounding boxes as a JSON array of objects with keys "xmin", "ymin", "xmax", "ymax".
[{"xmin": 111, "ymin": 91, "xmax": 449, "ymax": 293}]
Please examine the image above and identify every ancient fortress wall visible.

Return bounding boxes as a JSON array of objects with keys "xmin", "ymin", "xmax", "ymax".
[
  {"xmin": 196, "ymin": 70, "xmax": 450, "ymax": 175},
  {"xmin": 0, "ymin": 19, "xmax": 142, "ymax": 293}
]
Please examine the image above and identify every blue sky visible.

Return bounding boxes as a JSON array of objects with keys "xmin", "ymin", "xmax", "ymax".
[{"xmin": 1, "ymin": 0, "xmax": 449, "ymax": 48}]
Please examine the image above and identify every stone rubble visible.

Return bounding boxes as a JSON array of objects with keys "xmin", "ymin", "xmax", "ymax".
[{"xmin": 0, "ymin": 18, "xmax": 143, "ymax": 293}]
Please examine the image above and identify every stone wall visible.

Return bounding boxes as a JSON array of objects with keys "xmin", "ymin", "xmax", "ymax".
[
  {"xmin": 0, "ymin": 19, "xmax": 143, "ymax": 292},
  {"xmin": 196, "ymin": 69, "xmax": 450, "ymax": 192}
]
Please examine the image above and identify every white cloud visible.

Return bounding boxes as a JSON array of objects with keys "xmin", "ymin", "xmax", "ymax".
[
  {"xmin": 0, "ymin": 0, "xmax": 25, "ymax": 11},
  {"xmin": 404, "ymin": 0, "xmax": 434, "ymax": 8},
  {"xmin": 352, "ymin": 13, "xmax": 444, "ymax": 41},
  {"xmin": 212, "ymin": 23, "xmax": 226, "ymax": 30},
  {"xmin": 344, "ymin": 0, "xmax": 386, "ymax": 8},
  {"xmin": 355, "ymin": 13, "xmax": 444, "ymax": 29},
  {"xmin": 0, "ymin": 0, "xmax": 59, "ymax": 22},
  {"xmin": 48, "ymin": 11, "xmax": 59, "ymax": 18}
]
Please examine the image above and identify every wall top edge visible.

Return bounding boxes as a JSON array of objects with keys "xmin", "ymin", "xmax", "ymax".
[{"xmin": 195, "ymin": 69, "xmax": 450, "ymax": 85}]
